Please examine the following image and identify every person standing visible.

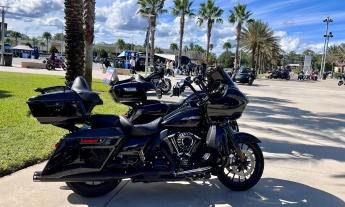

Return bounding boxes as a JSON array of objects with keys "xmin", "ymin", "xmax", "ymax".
[{"xmin": 130, "ymin": 57, "xmax": 136, "ymax": 70}]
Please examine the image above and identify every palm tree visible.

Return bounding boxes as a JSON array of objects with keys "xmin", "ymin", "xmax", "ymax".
[
  {"xmin": 138, "ymin": 0, "xmax": 167, "ymax": 66},
  {"xmin": 170, "ymin": 43, "xmax": 178, "ymax": 55},
  {"xmin": 10, "ymin": 32, "xmax": 21, "ymax": 46},
  {"xmin": 223, "ymin": 42, "xmax": 231, "ymax": 53},
  {"xmin": 39, "ymin": 41, "xmax": 45, "ymax": 51},
  {"xmin": 241, "ymin": 20, "xmax": 279, "ymax": 71},
  {"xmin": 64, "ymin": 0, "xmax": 85, "ymax": 83},
  {"xmin": 229, "ymin": 4, "xmax": 253, "ymax": 69},
  {"xmin": 5, "ymin": 38, "xmax": 11, "ymax": 45},
  {"xmin": 117, "ymin": 39, "xmax": 126, "ymax": 51},
  {"xmin": 42, "ymin": 32, "xmax": 52, "ymax": 53},
  {"xmin": 197, "ymin": 0, "xmax": 223, "ymax": 64},
  {"xmin": 172, "ymin": 0, "xmax": 194, "ymax": 67},
  {"xmin": 32, "ymin": 38, "xmax": 39, "ymax": 47},
  {"xmin": 84, "ymin": 0, "xmax": 96, "ymax": 87}
]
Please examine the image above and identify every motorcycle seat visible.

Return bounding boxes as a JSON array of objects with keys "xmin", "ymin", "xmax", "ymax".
[
  {"xmin": 119, "ymin": 116, "xmax": 161, "ymax": 137},
  {"xmin": 71, "ymin": 76, "xmax": 103, "ymax": 105},
  {"xmin": 134, "ymin": 74, "xmax": 148, "ymax": 83}
]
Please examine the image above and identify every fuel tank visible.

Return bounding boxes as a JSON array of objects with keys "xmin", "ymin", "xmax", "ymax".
[{"xmin": 161, "ymin": 106, "xmax": 202, "ymax": 128}]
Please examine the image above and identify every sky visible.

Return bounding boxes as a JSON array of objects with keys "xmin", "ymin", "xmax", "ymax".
[{"xmin": 1, "ymin": 0, "xmax": 345, "ymax": 55}]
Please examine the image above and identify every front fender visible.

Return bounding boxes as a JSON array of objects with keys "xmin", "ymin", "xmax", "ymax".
[{"xmin": 233, "ymin": 132, "xmax": 261, "ymax": 144}]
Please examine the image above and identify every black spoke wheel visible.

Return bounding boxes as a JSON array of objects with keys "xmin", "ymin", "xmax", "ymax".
[
  {"xmin": 66, "ymin": 180, "xmax": 121, "ymax": 197},
  {"xmin": 159, "ymin": 78, "xmax": 172, "ymax": 94},
  {"xmin": 217, "ymin": 142, "xmax": 264, "ymax": 191}
]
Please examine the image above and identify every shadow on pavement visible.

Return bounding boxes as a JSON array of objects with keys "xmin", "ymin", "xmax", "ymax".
[
  {"xmin": 0, "ymin": 90, "xmax": 12, "ymax": 99},
  {"xmin": 67, "ymin": 178, "xmax": 345, "ymax": 207}
]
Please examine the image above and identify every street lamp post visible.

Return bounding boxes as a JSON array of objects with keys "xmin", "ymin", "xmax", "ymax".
[{"xmin": 320, "ymin": 17, "xmax": 333, "ymax": 79}]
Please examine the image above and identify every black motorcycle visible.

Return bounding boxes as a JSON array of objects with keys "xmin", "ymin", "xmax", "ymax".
[
  {"xmin": 338, "ymin": 75, "xmax": 345, "ymax": 86},
  {"xmin": 28, "ymin": 67, "xmax": 264, "ymax": 197},
  {"xmin": 110, "ymin": 77, "xmax": 239, "ymax": 132},
  {"xmin": 112, "ymin": 65, "xmax": 172, "ymax": 94}
]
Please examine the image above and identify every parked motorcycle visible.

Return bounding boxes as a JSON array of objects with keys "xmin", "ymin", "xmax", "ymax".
[
  {"xmin": 338, "ymin": 75, "xmax": 345, "ymax": 86},
  {"xmin": 110, "ymin": 76, "xmax": 239, "ymax": 131},
  {"xmin": 112, "ymin": 64, "xmax": 172, "ymax": 94},
  {"xmin": 28, "ymin": 67, "xmax": 264, "ymax": 197},
  {"xmin": 43, "ymin": 57, "xmax": 67, "ymax": 71},
  {"xmin": 268, "ymin": 69, "xmax": 290, "ymax": 80}
]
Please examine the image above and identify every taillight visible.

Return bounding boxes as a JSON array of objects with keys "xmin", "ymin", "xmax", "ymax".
[{"xmin": 80, "ymin": 139, "xmax": 99, "ymax": 144}]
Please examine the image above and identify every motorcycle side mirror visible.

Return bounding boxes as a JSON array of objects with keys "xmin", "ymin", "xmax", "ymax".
[{"xmin": 156, "ymin": 89, "xmax": 163, "ymax": 99}]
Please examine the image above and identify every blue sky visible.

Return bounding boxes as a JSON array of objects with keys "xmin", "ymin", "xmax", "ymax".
[{"xmin": 3, "ymin": 0, "xmax": 345, "ymax": 54}]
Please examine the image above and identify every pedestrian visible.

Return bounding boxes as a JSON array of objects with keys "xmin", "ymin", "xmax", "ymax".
[
  {"xmin": 130, "ymin": 57, "xmax": 136, "ymax": 70},
  {"xmin": 102, "ymin": 58, "xmax": 111, "ymax": 69}
]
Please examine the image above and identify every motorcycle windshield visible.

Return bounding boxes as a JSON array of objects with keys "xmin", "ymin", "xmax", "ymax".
[{"xmin": 206, "ymin": 67, "xmax": 237, "ymax": 89}]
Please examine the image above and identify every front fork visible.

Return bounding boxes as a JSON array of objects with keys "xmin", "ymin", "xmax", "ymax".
[{"xmin": 223, "ymin": 123, "xmax": 246, "ymax": 162}]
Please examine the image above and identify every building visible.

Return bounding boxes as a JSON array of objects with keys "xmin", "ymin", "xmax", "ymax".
[{"xmin": 334, "ymin": 62, "xmax": 345, "ymax": 73}]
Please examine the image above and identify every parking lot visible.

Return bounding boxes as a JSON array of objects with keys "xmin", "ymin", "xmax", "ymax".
[{"xmin": 0, "ymin": 66, "xmax": 344, "ymax": 206}]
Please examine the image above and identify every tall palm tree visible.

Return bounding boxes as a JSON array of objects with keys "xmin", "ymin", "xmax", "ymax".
[
  {"xmin": 117, "ymin": 39, "xmax": 126, "ymax": 51},
  {"xmin": 170, "ymin": 43, "xmax": 178, "ymax": 55},
  {"xmin": 241, "ymin": 20, "xmax": 279, "ymax": 71},
  {"xmin": 64, "ymin": 0, "xmax": 85, "ymax": 83},
  {"xmin": 32, "ymin": 38, "xmax": 39, "ymax": 47},
  {"xmin": 223, "ymin": 42, "xmax": 231, "ymax": 53},
  {"xmin": 172, "ymin": 0, "xmax": 194, "ymax": 67},
  {"xmin": 10, "ymin": 32, "xmax": 21, "ymax": 46},
  {"xmin": 42, "ymin": 32, "xmax": 52, "ymax": 53},
  {"xmin": 84, "ymin": 0, "xmax": 96, "ymax": 88},
  {"xmin": 39, "ymin": 41, "xmax": 45, "ymax": 51},
  {"xmin": 229, "ymin": 4, "xmax": 253, "ymax": 69},
  {"xmin": 138, "ymin": 0, "xmax": 167, "ymax": 66},
  {"xmin": 197, "ymin": 0, "xmax": 223, "ymax": 64}
]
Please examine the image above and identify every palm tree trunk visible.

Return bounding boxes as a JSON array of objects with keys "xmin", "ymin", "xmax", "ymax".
[
  {"xmin": 178, "ymin": 14, "xmax": 185, "ymax": 68},
  {"xmin": 206, "ymin": 20, "xmax": 212, "ymax": 64},
  {"xmin": 46, "ymin": 39, "xmax": 49, "ymax": 53},
  {"xmin": 235, "ymin": 22, "xmax": 242, "ymax": 69},
  {"xmin": 150, "ymin": 17, "xmax": 156, "ymax": 66},
  {"xmin": 65, "ymin": 0, "xmax": 85, "ymax": 84},
  {"xmin": 251, "ymin": 44, "xmax": 256, "ymax": 69},
  {"xmin": 84, "ymin": 0, "xmax": 95, "ymax": 88}
]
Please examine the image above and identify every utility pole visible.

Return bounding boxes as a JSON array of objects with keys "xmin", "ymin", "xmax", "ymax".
[
  {"xmin": 320, "ymin": 17, "xmax": 333, "ymax": 79},
  {"xmin": 0, "ymin": 6, "xmax": 8, "ymax": 66}
]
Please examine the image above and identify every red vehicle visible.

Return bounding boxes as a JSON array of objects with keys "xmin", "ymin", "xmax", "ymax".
[{"xmin": 43, "ymin": 57, "xmax": 66, "ymax": 71}]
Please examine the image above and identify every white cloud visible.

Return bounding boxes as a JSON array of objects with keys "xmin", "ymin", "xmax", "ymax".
[{"xmin": 275, "ymin": 31, "xmax": 300, "ymax": 52}]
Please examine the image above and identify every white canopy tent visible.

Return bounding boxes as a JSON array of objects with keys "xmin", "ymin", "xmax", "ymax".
[
  {"xmin": 12, "ymin": 45, "xmax": 34, "ymax": 51},
  {"xmin": 155, "ymin": 53, "xmax": 176, "ymax": 61}
]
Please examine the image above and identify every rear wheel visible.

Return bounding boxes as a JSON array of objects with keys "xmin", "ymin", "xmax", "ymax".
[
  {"xmin": 159, "ymin": 78, "xmax": 172, "ymax": 94},
  {"xmin": 217, "ymin": 142, "xmax": 264, "ymax": 191},
  {"xmin": 66, "ymin": 180, "xmax": 121, "ymax": 197}
]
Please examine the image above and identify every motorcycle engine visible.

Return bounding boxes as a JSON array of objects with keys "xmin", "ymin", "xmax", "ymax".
[{"xmin": 164, "ymin": 132, "xmax": 202, "ymax": 170}]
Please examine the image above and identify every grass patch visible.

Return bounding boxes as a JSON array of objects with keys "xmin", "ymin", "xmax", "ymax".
[{"xmin": 0, "ymin": 72, "xmax": 127, "ymax": 176}]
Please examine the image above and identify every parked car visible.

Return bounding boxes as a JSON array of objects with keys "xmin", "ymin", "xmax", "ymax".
[{"xmin": 233, "ymin": 68, "xmax": 256, "ymax": 85}]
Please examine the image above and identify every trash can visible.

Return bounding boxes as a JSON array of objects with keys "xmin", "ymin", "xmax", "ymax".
[{"xmin": 3, "ymin": 53, "xmax": 13, "ymax": 66}]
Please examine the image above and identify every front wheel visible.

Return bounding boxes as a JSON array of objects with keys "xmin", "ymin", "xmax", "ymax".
[
  {"xmin": 217, "ymin": 142, "xmax": 264, "ymax": 191},
  {"xmin": 159, "ymin": 78, "xmax": 172, "ymax": 94},
  {"xmin": 66, "ymin": 180, "xmax": 121, "ymax": 197},
  {"xmin": 248, "ymin": 78, "xmax": 254, "ymax": 86}
]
